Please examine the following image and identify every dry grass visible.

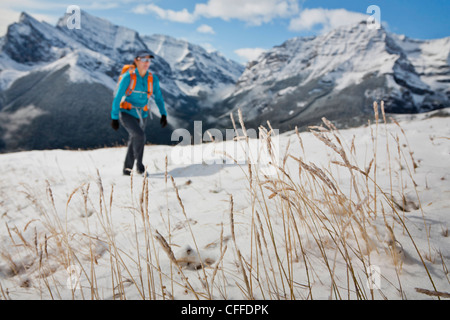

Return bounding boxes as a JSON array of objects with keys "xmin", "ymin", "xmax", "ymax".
[{"xmin": 0, "ymin": 101, "xmax": 446, "ymax": 300}]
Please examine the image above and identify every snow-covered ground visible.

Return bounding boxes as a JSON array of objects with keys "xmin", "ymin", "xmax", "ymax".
[{"xmin": 0, "ymin": 108, "xmax": 449, "ymax": 300}]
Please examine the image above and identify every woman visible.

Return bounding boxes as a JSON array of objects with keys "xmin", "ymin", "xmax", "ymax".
[{"xmin": 111, "ymin": 49, "xmax": 168, "ymax": 176}]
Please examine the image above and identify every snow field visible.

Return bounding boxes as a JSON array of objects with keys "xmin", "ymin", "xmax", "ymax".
[{"xmin": 0, "ymin": 108, "xmax": 449, "ymax": 300}]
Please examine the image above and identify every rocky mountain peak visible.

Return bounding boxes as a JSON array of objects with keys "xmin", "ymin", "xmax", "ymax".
[
  {"xmin": 218, "ymin": 21, "xmax": 449, "ymax": 131},
  {"xmin": 0, "ymin": 11, "xmax": 244, "ymax": 152}
]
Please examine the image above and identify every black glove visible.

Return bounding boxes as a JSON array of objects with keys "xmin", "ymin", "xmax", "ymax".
[
  {"xmin": 160, "ymin": 115, "xmax": 167, "ymax": 128},
  {"xmin": 111, "ymin": 119, "xmax": 119, "ymax": 131}
]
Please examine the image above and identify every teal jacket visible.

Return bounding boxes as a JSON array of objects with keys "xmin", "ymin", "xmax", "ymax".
[{"xmin": 111, "ymin": 70, "xmax": 166, "ymax": 120}]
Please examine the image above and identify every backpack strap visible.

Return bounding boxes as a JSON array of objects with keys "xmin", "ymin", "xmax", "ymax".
[
  {"xmin": 143, "ymin": 72, "xmax": 153, "ymax": 112},
  {"xmin": 125, "ymin": 67, "xmax": 137, "ymax": 96},
  {"xmin": 147, "ymin": 72, "xmax": 153, "ymax": 98},
  {"xmin": 119, "ymin": 66, "xmax": 137, "ymax": 110}
]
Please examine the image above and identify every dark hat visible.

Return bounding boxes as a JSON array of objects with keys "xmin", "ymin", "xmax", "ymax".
[{"xmin": 135, "ymin": 49, "xmax": 155, "ymax": 59}]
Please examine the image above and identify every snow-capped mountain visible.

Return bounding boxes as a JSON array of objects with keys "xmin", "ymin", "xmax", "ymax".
[
  {"xmin": 143, "ymin": 34, "xmax": 244, "ymax": 104},
  {"xmin": 0, "ymin": 12, "xmax": 448, "ymax": 153},
  {"xmin": 0, "ymin": 11, "xmax": 243, "ymax": 152},
  {"xmin": 217, "ymin": 21, "xmax": 450, "ymax": 132}
]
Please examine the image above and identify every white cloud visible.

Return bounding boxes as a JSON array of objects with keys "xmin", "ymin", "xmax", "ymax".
[
  {"xmin": 200, "ymin": 42, "xmax": 217, "ymax": 53},
  {"xmin": 83, "ymin": 2, "xmax": 120, "ymax": 10},
  {"xmin": 1, "ymin": 0, "xmax": 67, "ymax": 11},
  {"xmin": 0, "ymin": 8, "xmax": 21, "ymax": 36},
  {"xmin": 0, "ymin": 8, "xmax": 59, "ymax": 36},
  {"xmin": 132, "ymin": 0, "xmax": 300, "ymax": 25},
  {"xmin": 195, "ymin": 0, "xmax": 300, "ymax": 25},
  {"xmin": 29, "ymin": 12, "xmax": 59, "ymax": 25},
  {"xmin": 0, "ymin": 104, "xmax": 47, "ymax": 141},
  {"xmin": 289, "ymin": 8, "xmax": 367, "ymax": 33},
  {"xmin": 132, "ymin": 4, "xmax": 196, "ymax": 23},
  {"xmin": 197, "ymin": 24, "xmax": 215, "ymax": 34},
  {"xmin": 234, "ymin": 47, "xmax": 267, "ymax": 63}
]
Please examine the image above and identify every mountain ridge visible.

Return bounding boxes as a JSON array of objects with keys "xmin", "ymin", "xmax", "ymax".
[
  {"xmin": 0, "ymin": 11, "xmax": 448, "ymax": 152},
  {"xmin": 213, "ymin": 21, "xmax": 450, "ymax": 132},
  {"xmin": 0, "ymin": 11, "xmax": 243, "ymax": 152}
]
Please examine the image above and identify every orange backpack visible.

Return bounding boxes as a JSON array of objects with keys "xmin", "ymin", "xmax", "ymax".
[{"xmin": 117, "ymin": 65, "xmax": 153, "ymax": 112}]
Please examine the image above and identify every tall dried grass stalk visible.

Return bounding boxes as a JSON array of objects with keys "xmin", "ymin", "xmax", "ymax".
[{"xmin": 1, "ymin": 102, "xmax": 442, "ymax": 300}]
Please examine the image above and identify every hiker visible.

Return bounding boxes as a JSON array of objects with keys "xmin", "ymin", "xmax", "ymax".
[{"xmin": 110, "ymin": 49, "xmax": 168, "ymax": 176}]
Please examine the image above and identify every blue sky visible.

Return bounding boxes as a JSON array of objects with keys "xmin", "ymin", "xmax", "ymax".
[{"xmin": 1, "ymin": 0, "xmax": 449, "ymax": 64}]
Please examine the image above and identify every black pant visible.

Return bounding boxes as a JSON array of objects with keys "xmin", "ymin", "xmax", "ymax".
[{"xmin": 119, "ymin": 112, "xmax": 147, "ymax": 174}]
